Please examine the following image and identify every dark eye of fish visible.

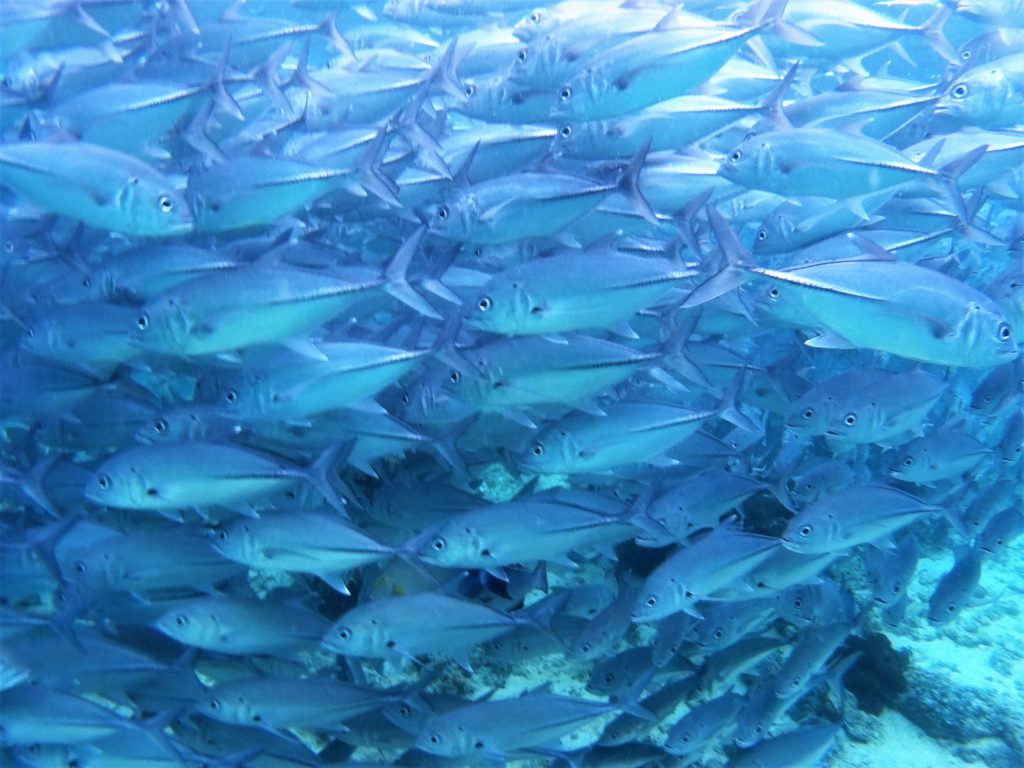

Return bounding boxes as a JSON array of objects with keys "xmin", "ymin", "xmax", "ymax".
[
  {"xmin": 757, "ymin": 229, "xmax": 767, "ymax": 240},
  {"xmin": 74, "ymin": 561, "xmax": 86, "ymax": 574},
  {"xmin": 97, "ymin": 474, "xmax": 112, "ymax": 490},
  {"xmin": 154, "ymin": 418, "xmax": 168, "ymax": 434},
  {"xmin": 560, "ymin": 86, "xmax": 572, "ymax": 102},
  {"xmin": 449, "ymin": 370, "xmax": 460, "ymax": 383},
  {"xmin": 159, "ymin": 195, "xmax": 174, "ymax": 213},
  {"xmin": 438, "ymin": 206, "xmax": 450, "ymax": 220},
  {"xmin": 477, "ymin": 296, "xmax": 492, "ymax": 312},
  {"xmin": 951, "ymin": 83, "xmax": 968, "ymax": 99},
  {"xmin": 800, "ymin": 525, "xmax": 812, "ymax": 537},
  {"xmin": 432, "ymin": 538, "xmax": 446, "ymax": 551},
  {"xmin": 226, "ymin": 390, "xmax": 238, "ymax": 403},
  {"xmin": 337, "ymin": 628, "xmax": 351, "ymax": 640},
  {"xmin": 561, "ymin": 126, "xmax": 571, "ymax": 138},
  {"xmin": 803, "ymin": 408, "xmax": 814, "ymax": 419},
  {"xmin": 769, "ymin": 287, "xmax": 780, "ymax": 298},
  {"xmin": 136, "ymin": 313, "xmax": 149, "ymax": 330},
  {"xmin": 844, "ymin": 413, "xmax": 857, "ymax": 426},
  {"xmin": 645, "ymin": 595, "xmax": 657, "ymax": 607},
  {"xmin": 998, "ymin": 323, "xmax": 1011, "ymax": 340},
  {"xmin": 730, "ymin": 149, "xmax": 742, "ymax": 162},
  {"xmin": 175, "ymin": 615, "xmax": 188, "ymax": 627},
  {"xmin": 517, "ymin": 49, "xmax": 527, "ymax": 62},
  {"xmin": 532, "ymin": 444, "xmax": 543, "ymax": 456}
]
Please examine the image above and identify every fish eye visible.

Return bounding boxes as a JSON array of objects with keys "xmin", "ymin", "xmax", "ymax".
[
  {"xmin": 603, "ymin": 672, "xmax": 614, "ymax": 683},
  {"xmin": 757, "ymin": 229, "xmax": 767, "ymax": 241},
  {"xmin": 96, "ymin": 474, "xmax": 112, "ymax": 490},
  {"xmin": 532, "ymin": 444, "xmax": 543, "ymax": 456},
  {"xmin": 644, "ymin": 595, "xmax": 657, "ymax": 607},
  {"xmin": 560, "ymin": 86, "xmax": 572, "ymax": 101},
  {"xmin": 946, "ymin": 604, "xmax": 956, "ymax": 613},
  {"xmin": 474, "ymin": 741, "xmax": 485, "ymax": 750},
  {"xmin": 961, "ymin": 49, "xmax": 971, "ymax": 60},
  {"xmin": 799, "ymin": 524, "xmax": 812, "ymax": 537},
  {"xmin": 225, "ymin": 389, "xmax": 238, "ymax": 403},
  {"xmin": 530, "ymin": 11, "xmax": 541, "ymax": 23},
  {"xmin": 516, "ymin": 49, "xmax": 527, "ymax": 63},
  {"xmin": 74, "ymin": 560, "xmax": 87, "ymax": 574},
  {"xmin": 768, "ymin": 287, "xmax": 780, "ymax": 298},
  {"xmin": 431, "ymin": 537, "xmax": 446, "ymax": 551},
  {"xmin": 802, "ymin": 408, "xmax": 814, "ymax": 419},
  {"xmin": 336, "ymin": 627, "xmax": 352, "ymax": 641},
  {"xmin": 464, "ymin": 83, "xmax": 476, "ymax": 97},
  {"xmin": 997, "ymin": 323, "xmax": 1011, "ymax": 340},
  {"xmin": 560, "ymin": 125, "xmax": 572, "ymax": 138},
  {"xmin": 843, "ymin": 413, "xmax": 857, "ymax": 426},
  {"xmin": 401, "ymin": 392, "xmax": 410, "ymax": 405},
  {"xmin": 730, "ymin": 149, "xmax": 742, "ymax": 162},
  {"xmin": 903, "ymin": 457, "xmax": 914, "ymax": 466},
  {"xmin": 81, "ymin": 275, "xmax": 91, "ymax": 288},
  {"xmin": 136, "ymin": 313, "xmax": 149, "ymax": 330},
  {"xmin": 438, "ymin": 205, "xmax": 449, "ymax": 221},
  {"xmin": 209, "ymin": 698, "xmax": 220, "ymax": 710},
  {"xmin": 2, "ymin": 241, "xmax": 13, "ymax": 254},
  {"xmin": 174, "ymin": 615, "xmax": 188, "ymax": 627},
  {"xmin": 154, "ymin": 418, "xmax": 168, "ymax": 434},
  {"xmin": 951, "ymin": 83, "xmax": 968, "ymax": 99},
  {"xmin": 216, "ymin": 529, "xmax": 228, "ymax": 541},
  {"xmin": 158, "ymin": 195, "xmax": 174, "ymax": 213},
  {"xmin": 429, "ymin": 734, "xmax": 441, "ymax": 744},
  {"xmin": 398, "ymin": 704, "xmax": 411, "ymax": 716},
  {"xmin": 449, "ymin": 370, "xmax": 461, "ymax": 383},
  {"xmin": 477, "ymin": 296, "xmax": 492, "ymax": 312}
]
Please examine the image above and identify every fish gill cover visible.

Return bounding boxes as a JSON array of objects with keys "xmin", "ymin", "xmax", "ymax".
[{"xmin": 0, "ymin": 0, "xmax": 1022, "ymax": 766}]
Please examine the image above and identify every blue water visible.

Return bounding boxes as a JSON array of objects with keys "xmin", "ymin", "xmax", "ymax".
[{"xmin": 1, "ymin": 1, "xmax": 1022, "ymax": 766}]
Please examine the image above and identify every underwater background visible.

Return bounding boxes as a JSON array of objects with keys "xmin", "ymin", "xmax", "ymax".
[{"xmin": 1, "ymin": 0, "xmax": 1022, "ymax": 766}]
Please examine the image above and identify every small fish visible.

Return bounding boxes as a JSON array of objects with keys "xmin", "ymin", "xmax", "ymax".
[{"xmin": 927, "ymin": 546, "xmax": 985, "ymax": 625}]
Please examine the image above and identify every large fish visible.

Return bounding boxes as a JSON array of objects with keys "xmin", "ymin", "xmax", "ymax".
[{"xmin": 0, "ymin": 141, "xmax": 192, "ymax": 236}]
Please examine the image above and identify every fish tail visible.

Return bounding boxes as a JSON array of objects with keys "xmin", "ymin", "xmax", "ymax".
[
  {"xmin": 320, "ymin": 12, "xmax": 356, "ymax": 64},
  {"xmin": 428, "ymin": 39, "xmax": 466, "ymax": 102},
  {"xmin": 357, "ymin": 128, "xmax": 403, "ymax": 206},
  {"xmin": 680, "ymin": 206, "xmax": 753, "ymax": 309},
  {"xmin": 918, "ymin": 4, "xmax": 959, "ymax": 64},
  {"xmin": 308, "ymin": 440, "xmax": 354, "ymax": 516},
  {"xmin": 383, "ymin": 226, "xmax": 442, "ymax": 319},
  {"xmin": 617, "ymin": 137, "xmax": 659, "ymax": 225},
  {"xmin": 210, "ymin": 37, "xmax": 246, "ymax": 122},
  {"xmin": 612, "ymin": 667, "xmax": 657, "ymax": 721},
  {"xmin": 289, "ymin": 36, "xmax": 333, "ymax": 99},
  {"xmin": 937, "ymin": 143, "xmax": 988, "ymax": 225}
]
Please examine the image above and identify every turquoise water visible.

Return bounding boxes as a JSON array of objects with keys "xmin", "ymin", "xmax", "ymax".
[{"xmin": 0, "ymin": 1, "xmax": 1022, "ymax": 766}]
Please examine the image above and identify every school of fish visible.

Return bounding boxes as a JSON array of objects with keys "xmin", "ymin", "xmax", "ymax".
[{"xmin": 1, "ymin": 0, "xmax": 1022, "ymax": 766}]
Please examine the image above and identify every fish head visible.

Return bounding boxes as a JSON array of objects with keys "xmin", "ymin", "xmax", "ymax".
[
  {"xmin": 953, "ymin": 300, "xmax": 1017, "ymax": 366},
  {"xmin": 117, "ymin": 176, "xmax": 193, "ymax": 237},
  {"xmin": 323, "ymin": 612, "xmax": 387, "ymax": 658},
  {"xmin": 198, "ymin": 687, "xmax": 254, "ymax": 726},
  {"xmin": 210, "ymin": 520, "xmax": 256, "ymax": 564},
  {"xmin": 416, "ymin": 520, "xmax": 487, "ymax": 568},
  {"xmin": 517, "ymin": 427, "xmax": 576, "ymax": 475},
  {"xmin": 426, "ymin": 191, "xmax": 477, "ymax": 242},
  {"xmin": 85, "ymin": 455, "xmax": 152, "ymax": 509},
  {"xmin": 890, "ymin": 442, "xmax": 931, "ymax": 482},
  {"xmin": 935, "ymin": 65, "xmax": 1012, "ymax": 126},
  {"xmin": 130, "ymin": 294, "xmax": 189, "ymax": 354},
  {"xmin": 549, "ymin": 69, "xmax": 592, "ymax": 121},
  {"xmin": 631, "ymin": 578, "xmax": 685, "ymax": 624},
  {"xmin": 155, "ymin": 603, "xmax": 217, "ymax": 647},
  {"xmin": 781, "ymin": 510, "xmax": 837, "ymax": 555},
  {"xmin": 463, "ymin": 277, "xmax": 532, "ymax": 334},
  {"xmin": 752, "ymin": 203, "xmax": 799, "ymax": 255},
  {"xmin": 785, "ymin": 394, "xmax": 835, "ymax": 436},
  {"xmin": 415, "ymin": 714, "xmax": 479, "ymax": 757},
  {"xmin": 718, "ymin": 134, "xmax": 780, "ymax": 188},
  {"xmin": 63, "ymin": 546, "xmax": 121, "ymax": 590},
  {"xmin": 824, "ymin": 404, "xmax": 877, "ymax": 443}
]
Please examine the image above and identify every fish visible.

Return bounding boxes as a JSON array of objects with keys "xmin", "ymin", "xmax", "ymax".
[
  {"xmin": 927, "ymin": 546, "xmax": 985, "ymax": 625},
  {"xmin": 781, "ymin": 486, "xmax": 941, "ymax": 555},
  {"xmin": 685, "ymin": 210, "xmax": 1017, "ymax": 367},
  {"xmin": 0, "ymin": 141, "xmax": 192, "ymax": 236}
]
